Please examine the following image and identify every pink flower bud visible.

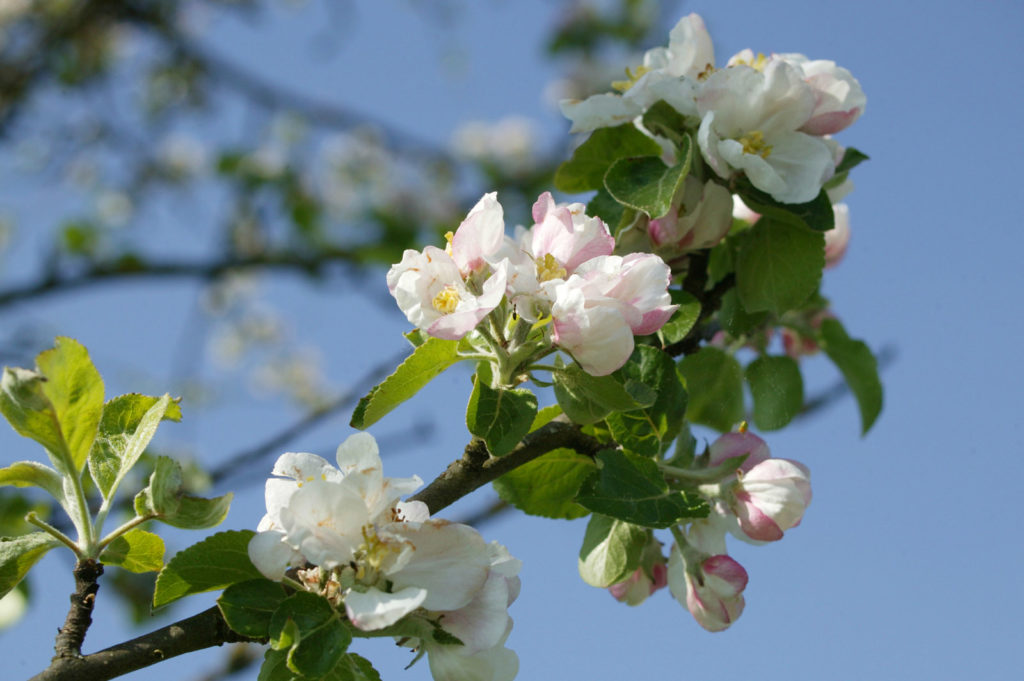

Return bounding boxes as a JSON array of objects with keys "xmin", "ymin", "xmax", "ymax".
[
  {"xmin": 669, "ymin": 547, "xmax": 748, "ymax": 632},
  {"xmin": 732, "ymin": 459, "xmax": 812, "ymax": 542},
  {"xmin": 824, "ymin": 203, "xmax": 850, "ymax": 268},
  {"xmin": 708, "ymin": 429, "xmax": 771, "ymax": 472},
  {"xmin": 608, "ymin": 563, "xmax": 669, "ymax": 606}
]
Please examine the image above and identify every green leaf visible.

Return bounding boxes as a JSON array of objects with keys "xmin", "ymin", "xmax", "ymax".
[
  {"xmin": 819, "ymin": 319, "xmax": 883, "ymax": 435},
  {"xmin": 719, "ymin": 289, "xmax": 769, "ymax": 337},
  {"xmin": 0, "ymin": 533, "xmax": 61, "ymax": 599},
  {"xmin": 737, "ymin": 179, "xmax": 835, "ymax": 232},
  {"xmin": 259, "ymin": 650, "xmax": 380, "ymax": 681},
  {"xmin": 35, "ymin": 337, "xmax": 105, "ymax": 474},
  {"xmin": 269, "ymin": 591, "xmax": 350, "ymax": 678},
  {"xmin": 100, "ymin": 529, "xmax": 165, "ymax": 573},
  {"xmin": 554, "ymin": 124, "xmax": 661, "ymax": 193},
  {"xmin": 586, "ymin": 188, "xmax": 625, "ymax": 228},
  {"xmin": 350, "ymin": 337, "xmax": 463, "ymax": 429},
  {"xmin": 576, "ymin": 450, "xmax": 708, "ymax": 528},
  {"xmin": 658, "ymin": 290, "xmax": 701, "ymax": 345},
  {"xmin": 552, "ymin": 359, "xmax": 654, "ymax": 425},
  {"xmin": 0, "ymin": 368, "xmax": 67, "ymax": 471},
  {"xmin": 605, "ymin": 346, "xmax": 687, "ymax": 456},
  {"xmin": 493, "ymin": 448, "xmax": 596, "ymax": 519},
  {"xmin": 746, "ymin": 356, "xmax": 804, "ymax": 430},
  {"xmin": 832, "ymin": 147, "xmax": 869, "ymax": 177},
  {"xmin": 679, "ymin": 347, "xmax": 745, "ymax": 432},
  {"xmin": 734, "ymin": 218, "xmax": 824, "ymax": 315},
  {"xmin": 219, "ymin": 579, "xmax": 289, "ymax": 638},
  {"xmin": 153, "ymin": 530, "xmax": 263, "ymax": 608},
  {"xmin": 135, "ymin": 456, "xmax": 232, "ymax": 530},
  {"xmin": 0, "ymin": 461, "xmax": 65, "ymax": 502},
  {"xmin": 89, "ymin": 393, "xmax": 175, "ymax": 500},
  {"xmin": 465, "ymin": 364, "xmax": 538, "ymax": 457},
  {"xmin": 604, "ymin": 147, "xmax": 690, "ymax": 219},
  {"xmin": 641, "ymin": 100, "xmax": 691, "ymax": 144},
  {"xmin": 577, "ymin": 514, "xmax": 646, "ymax": 587}
]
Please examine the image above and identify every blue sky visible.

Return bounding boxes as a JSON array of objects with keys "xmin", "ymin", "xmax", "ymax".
[{"xmin": 2, "ymin": 1, "xmax": 1023, "ymax": 679}]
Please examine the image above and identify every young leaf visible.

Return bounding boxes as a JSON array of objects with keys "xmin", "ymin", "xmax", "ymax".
[
  {"xmin": 736, "ymin": 179, "xmax": 835, "ymax": 232},
  {"xmin": 555, "ymin": 124, "xmax": 661, "ymax": 193},
  {"xmin": 35, "ymin": 337, "xmax": 105, "ymax": 474},
  {"xmin": 135, "ymin": 456, "xmax": 232, "ymax": 530},
  {"xmin": 100, "ymin": 528, "xmax": 165, "ymax": 573},
  {"xmin": 679, "ymin": 347, "xmax": 745, "ymax": 432},
  {"xmin": 218, "ymin": 579, "xmax": 289, "ymax": 638},
  {"xmin": 604, "ymin": 148, "xmax": 690, "ymax": 219},
  {"xmin": 734, "ymin": 218, "xmax": 825, "ymax": 315},
  {"xmin": 0, "ymin": 533, "xmax": 61, "ymax": 599},
  {"xmin": 658, "ymin": 290, "xmax": 701, "ymax": 345},
  {"xmin": 493, "ymin": 448, "xmax": 596, "ymax": 519},
  {"xmin": 0, "ymin": 461, "xmax": 65, "ymax": 503},
  {"xmin": 465, "ymin": 364, "xmax": 538, "ymax": 457},
  {"xmin": 819, "ymin": 318, "xmax": 883, "ymax": 434},
  {"xmin": 350, "ymin": 337, "xmax": 463, "ymax": 429},
  {"xmin": 746, "ymin": 355, "xmax": 804, "ymax": 430},
  {"xmin": 0, "ymin": 368, "xmax": 68, "ymax": 471},
  {"xmin": 605, "ymin": 346, "xmax": 687, "ymax": 456},
  {"xmin": 153, "ymin": 530, "xmax": 262, "ymax": 608},
  {"xmin": 577, "ymin": 514, "xmax": 646, "ymax": 587},
  {"xmin": 576, "ymin": 450, "xmax": 708, "ymax": 528},
  {"xmin": 89, "ymin": 393, "xmax": 176, "ymax": 500}
]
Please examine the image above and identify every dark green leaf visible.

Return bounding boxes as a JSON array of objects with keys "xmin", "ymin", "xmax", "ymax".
[
  {"xmin": 153, "ymin": 530, "xmax": 262, "ymax": 607},
  {"xmin": 466, "ymin": 364, "xmax": 537, "ymax": 457},
  {"xmin": 586, "ymin": 189, "xmax": 625, "ymax": 228},
  {"xmin": 641, "ymin": 100, "xmax": 691, "ymax": 144},
  {"xmin": 604, "ymin": 149, "xmax": 690, "ymax": 219},
  {"xmin": 719, "ymin": 289, "xmax": 769, "ymax": 337},
  {"xmin": 552, "ymin": 359, "xmax": 655, "ymax": 425},
  {"xmin": 493, "ymin": 448, "xmax": 596, "ymax": 519},
  {"xmin": 658, "ymin": 290, "xmax": 701, "ymax": 345},
  {"xmin": 576, "ymin": 450, "xmax": 708, "ymax": 528},
  {"xmin": 269, "ymin": 592, "xmax": 350, "ymax": 678},
  {"xmin": 0, "ymin": 533, "xmax": 60, "ymax": 599},
  {"xmin": 351, "ymin": 338, "xmax": 464, "ymax": 429},
  {"xmin": 735, "ymin": 218, "xmax": 824, "ymax": 314},
  {"xmin": 218, "ymin": 579, "xmax": 289, "ymax": 638},
  {"xmin": 679, "ymin": 347, "xmax": 745, "ymax": 432},
  {"xmin": 100, "ymin": 529, "xmax": 165, "ymax": 573},
  {"xmin": 577, "ymin": 514, "xmax": 646, "ymax": 587},
  {"xmin": 833, "ymin": 147, "xmax": 869, "ymax": 176},
  {"xmin": 819, "ymin": 319, "xmax": 883, "ymax": 435},
  {"xmin": 555, "ymin": 124, "xmax": 661, "ymax": 193},
  {"xmin": 746, "ymin": 356, "xmax": 804, "ymax": 430},
  {"xmin": 605, "ymin": 346, "xmax": 687, "ymax": 456},
  {"xmin": 737, "ymin": 178, "xmax": 835, "ymax": 232}
]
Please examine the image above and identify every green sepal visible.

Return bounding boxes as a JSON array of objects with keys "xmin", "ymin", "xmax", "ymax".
[
  {"xmin": 89, "ymin": 393, "xmax": 178, "ymax": 500},
  {"xmin": 678, "ymin": 347, "xmax": 745, "ymax": 432},
  {"xmin": 605, "ymin": 346, "xmax": 687, "ymax": 456},
  {"xmin": 100, "ymin": 528, "xmax": 165, "ymax": 573},
  {"xmin": 465, "ymin": 363, "xmax": 537, "ymax": 457},
  {"xmin": 0, "ymin": 533, "xmax": 61, "ymax": 599},
  {"xmin": 734, "ymin": 218, "xmax": 825, "ymax": 315},
  {"xmin": 218, "ymin": 578, "xmax": 290, "ymax": 638},
  {"xmin": 604, "ymin": 143, "xmax": 690, "ymax": 219},
  {"xmin": 576, "ymin": 450, "xmax": 708, "ymax": 529},
  {"xmin": 819, "ymin": 318, "xmax": 883, "ymax": 435},
  {"xmin": 736, "ymin": 178, "xmax": 835, "ymax": 233},
  {"xmin": 577, "ymin": 514, "xmax": 646, "ymax": 587},
  {"xmin": 555, "ymin": 124, "xmax": 661, "ymax": 193},
  {"xmin": 350, "ymin": 337, "xmax": 463, "ymax": 429},
  {"xmin": 153, "ymin": 530, "xmax": 263, "ymax": 608},
  {"xmin": 746, "ymin": 355, "xmax": 804, "ymax": 431}
]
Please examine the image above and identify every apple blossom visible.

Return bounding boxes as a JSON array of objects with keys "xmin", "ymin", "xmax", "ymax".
[
  {"xmin": 648, "ymin": 177, "xmax": 733, "ymax": 253},
  {"xmin": 730, "ymin": 458, "xmax": 812, "ymax": 542},
  {"xmin": 773, "ymin": 53, "xmax": 866, "ymax": 136},
  {"xmin": 609, "ymin": 563, "xmax": 668, "ymax": 606},
  {"xmin": 667, "ymin": 545, "xmax": 748, "ymax": 632}
]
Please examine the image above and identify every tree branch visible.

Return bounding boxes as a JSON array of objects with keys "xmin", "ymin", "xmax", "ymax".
[{"xmin": 52, "ymin": 560, "xmax": 104, "ymax": 660}]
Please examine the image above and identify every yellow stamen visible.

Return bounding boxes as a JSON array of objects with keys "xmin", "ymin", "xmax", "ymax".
[
  {"xmin": 738, "ymin": 420, "xmax": 748, "ymax": 434},
  {"xmin": 535, "ymin": 253, "xmax": 568, "ymax": 283},
  {"xmin": 432, "ymin": 285, "xmax": 460, "ymax": 314},
  {"xmin": 443, "ymin": 231, "xmax": 455, "ymax": 256},
  {"xmin": 611, "ymin": 65, "xmax": 651, "ymax": 93},
  {"xmin": 734, "ymin": 52, "xmax": 768, "ymax": 72},
  {"xmin": 738, "ymin": 130, "xmax": 772, "ymax": 159}
]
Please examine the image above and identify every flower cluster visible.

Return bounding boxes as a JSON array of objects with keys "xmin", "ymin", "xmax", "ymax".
[
  {"xmin": 562, "ymin": 13, "xmax": 865, "ymax": 205},
  {"xmin": 608, "ymin": 428, "xmax": 811, "ymax": 631},
  {"xmin": 249, "ymin": 432, "xmax": 520, "ymax": 681},
  {"xmin": 387, "ymin": 192, "xmax": 677, "ymax": 377}
]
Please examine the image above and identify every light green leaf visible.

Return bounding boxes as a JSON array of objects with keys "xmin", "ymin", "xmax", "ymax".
[
  {"xmin": 605, "ymin": 346, "xmax": 687, "ymax": 456},
  {"xmin": 153, "ymin": 530, "xmax": 262, "ymax": 608},
  {"xmin": 746, "ymin": 355, "xmax": 804, "ymax": 431},
  {"xmin": 737, "ymin": 179, "xmax": 835, "ymax": 233},
  {"xmin": 493, "ymin": 448, "xmax": 596, "ymax": 519},
  {"xmin": 350, "ymin": 337, "xmax": 463, "ymax": 429},
  {"xmin": 555, "ymin": 124, "xmax": 661, "ymax": 193},
  {"xmin": 604, "ymin": 145, "xmax": 690, "ymax": 219},
  {"xmin": 576, "ymin": 450, "xmax": 708, "ymax": 528},
  {"xmin": 218, "ymin": 579, "xmax": 290, "ymax": 638},
  {"xmin": 0, "ymin": 533, "xmax": 61, "ymax": 599},
  {"xmin": 100, "ymin": 529, "xmax": 165, "ymax": 573},
  {"xmin": 35, "ymin": 337, "xmax": 105, "ymax": 474},
  {"xmin": 819, "ymin": 319, "xmax": 883, "ymax": 435},
  {"xmin": 89, "ymin": 393, "xmax": 175, "ymax": 500},
  {"xmin": 735, "ymin": 218, "xmax": 825, "ymax": 315},
  {"xmin": 658, "ymin": 290, "xmax": 701, "ymax": 345},
  {"xmin": 0, "ymin": 368, "xmax": 67, "ymax": 471},
  {"xmin": 0, "ymin": 461, "xmax": 65, "ymax": 502},
  {"xmin": 135, "ymin": 456, "xmax": 232, "ymax": 530},
  {"xmin": 577, "ymin": 514, "xmax": 646, "ymax": 587},
  {"xmin": 679, "ymin": 347, "xmax": 745, "ymax": 432},
  {"xmin": 466, "ymin": 364, "xmax": 537, "ymax": 457}
]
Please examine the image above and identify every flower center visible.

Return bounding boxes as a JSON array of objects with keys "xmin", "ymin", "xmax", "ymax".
[
  {"xmin": 738, "ymin": 130, "xmax": 772, "ymax": 159},
  {"xmin": 535, "ymin": 253, "xmax": 567, "ymax": 282},
  {"xmin": 611, "ymin": 65, "xmax": 651, "ymax": 93},
  {"xmin": 733, "ymin": 52, "xmax": 768, "ymax": 72},
  {"xmin": 432, "ymin": 285, "xmax": 461, "ymax": 314}
]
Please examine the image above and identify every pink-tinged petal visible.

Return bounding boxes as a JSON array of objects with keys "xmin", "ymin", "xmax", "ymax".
[
  {"xmin": 733, "ymin": 489, "xmax": 785, "ymax": 541},
  {"xmin": 708, "ymin": 430, "xmax": 771, "ymax": 470},
  {"xmin": 531, "ymin": 191, "xmax": 557, "ymax": 226},
  {"xmin": 702, "ymin": 554, "xmax": 749, "ymax": 594},
  {"xmin": 634, "ymin": 306, "xmax": 676, "ymax": 335},
  {"xmin": 802, "ymin": 108, "xmax": 861, "ymax": 136},
  {"xmin": 345, "ymin": 586, "xmax": 428, "ymax": 631},
  {"xmin": 451, "ymin": 193, "xmax": 505, "ymax": 274},
  {"xmin": 825, "ymin": 203, "xmax": 850, "ymax": 267},
  {"xmin": 427, "ymin": 261, "xmax": 508, "ymax": 340}
]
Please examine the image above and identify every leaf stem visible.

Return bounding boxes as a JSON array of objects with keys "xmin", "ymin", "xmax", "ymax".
[
  {"xmin": 26, "ymin": 512, "xmax": 82, "ymax": 557},
  {"xmin": 97, "ymin": 514, "xmax": 155, "ymax": 552}
]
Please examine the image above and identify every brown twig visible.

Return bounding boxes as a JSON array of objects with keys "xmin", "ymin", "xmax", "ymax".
[{"xmin": 52, "ymin": 560, "xmax": 104, "ymax": 660}]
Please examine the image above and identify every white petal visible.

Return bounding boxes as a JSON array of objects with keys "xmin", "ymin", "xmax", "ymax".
[
  {"xmin": 248, "ymin": 530, "xmax": 302, "ymax": 581},
  {"xmin": 387, "ymin": 522, "xmax": 491, "ymax": 611},
  {"xmin": 345, "ymin": 586, "xmax": 428, "ymax": 631},
  {"xmin": 270, "ymin": 451, "xmax": 335, "ymax": 482},
  {"xmin": 438, "ymin": 572, "xmax": 512, "ymax": 653}
]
